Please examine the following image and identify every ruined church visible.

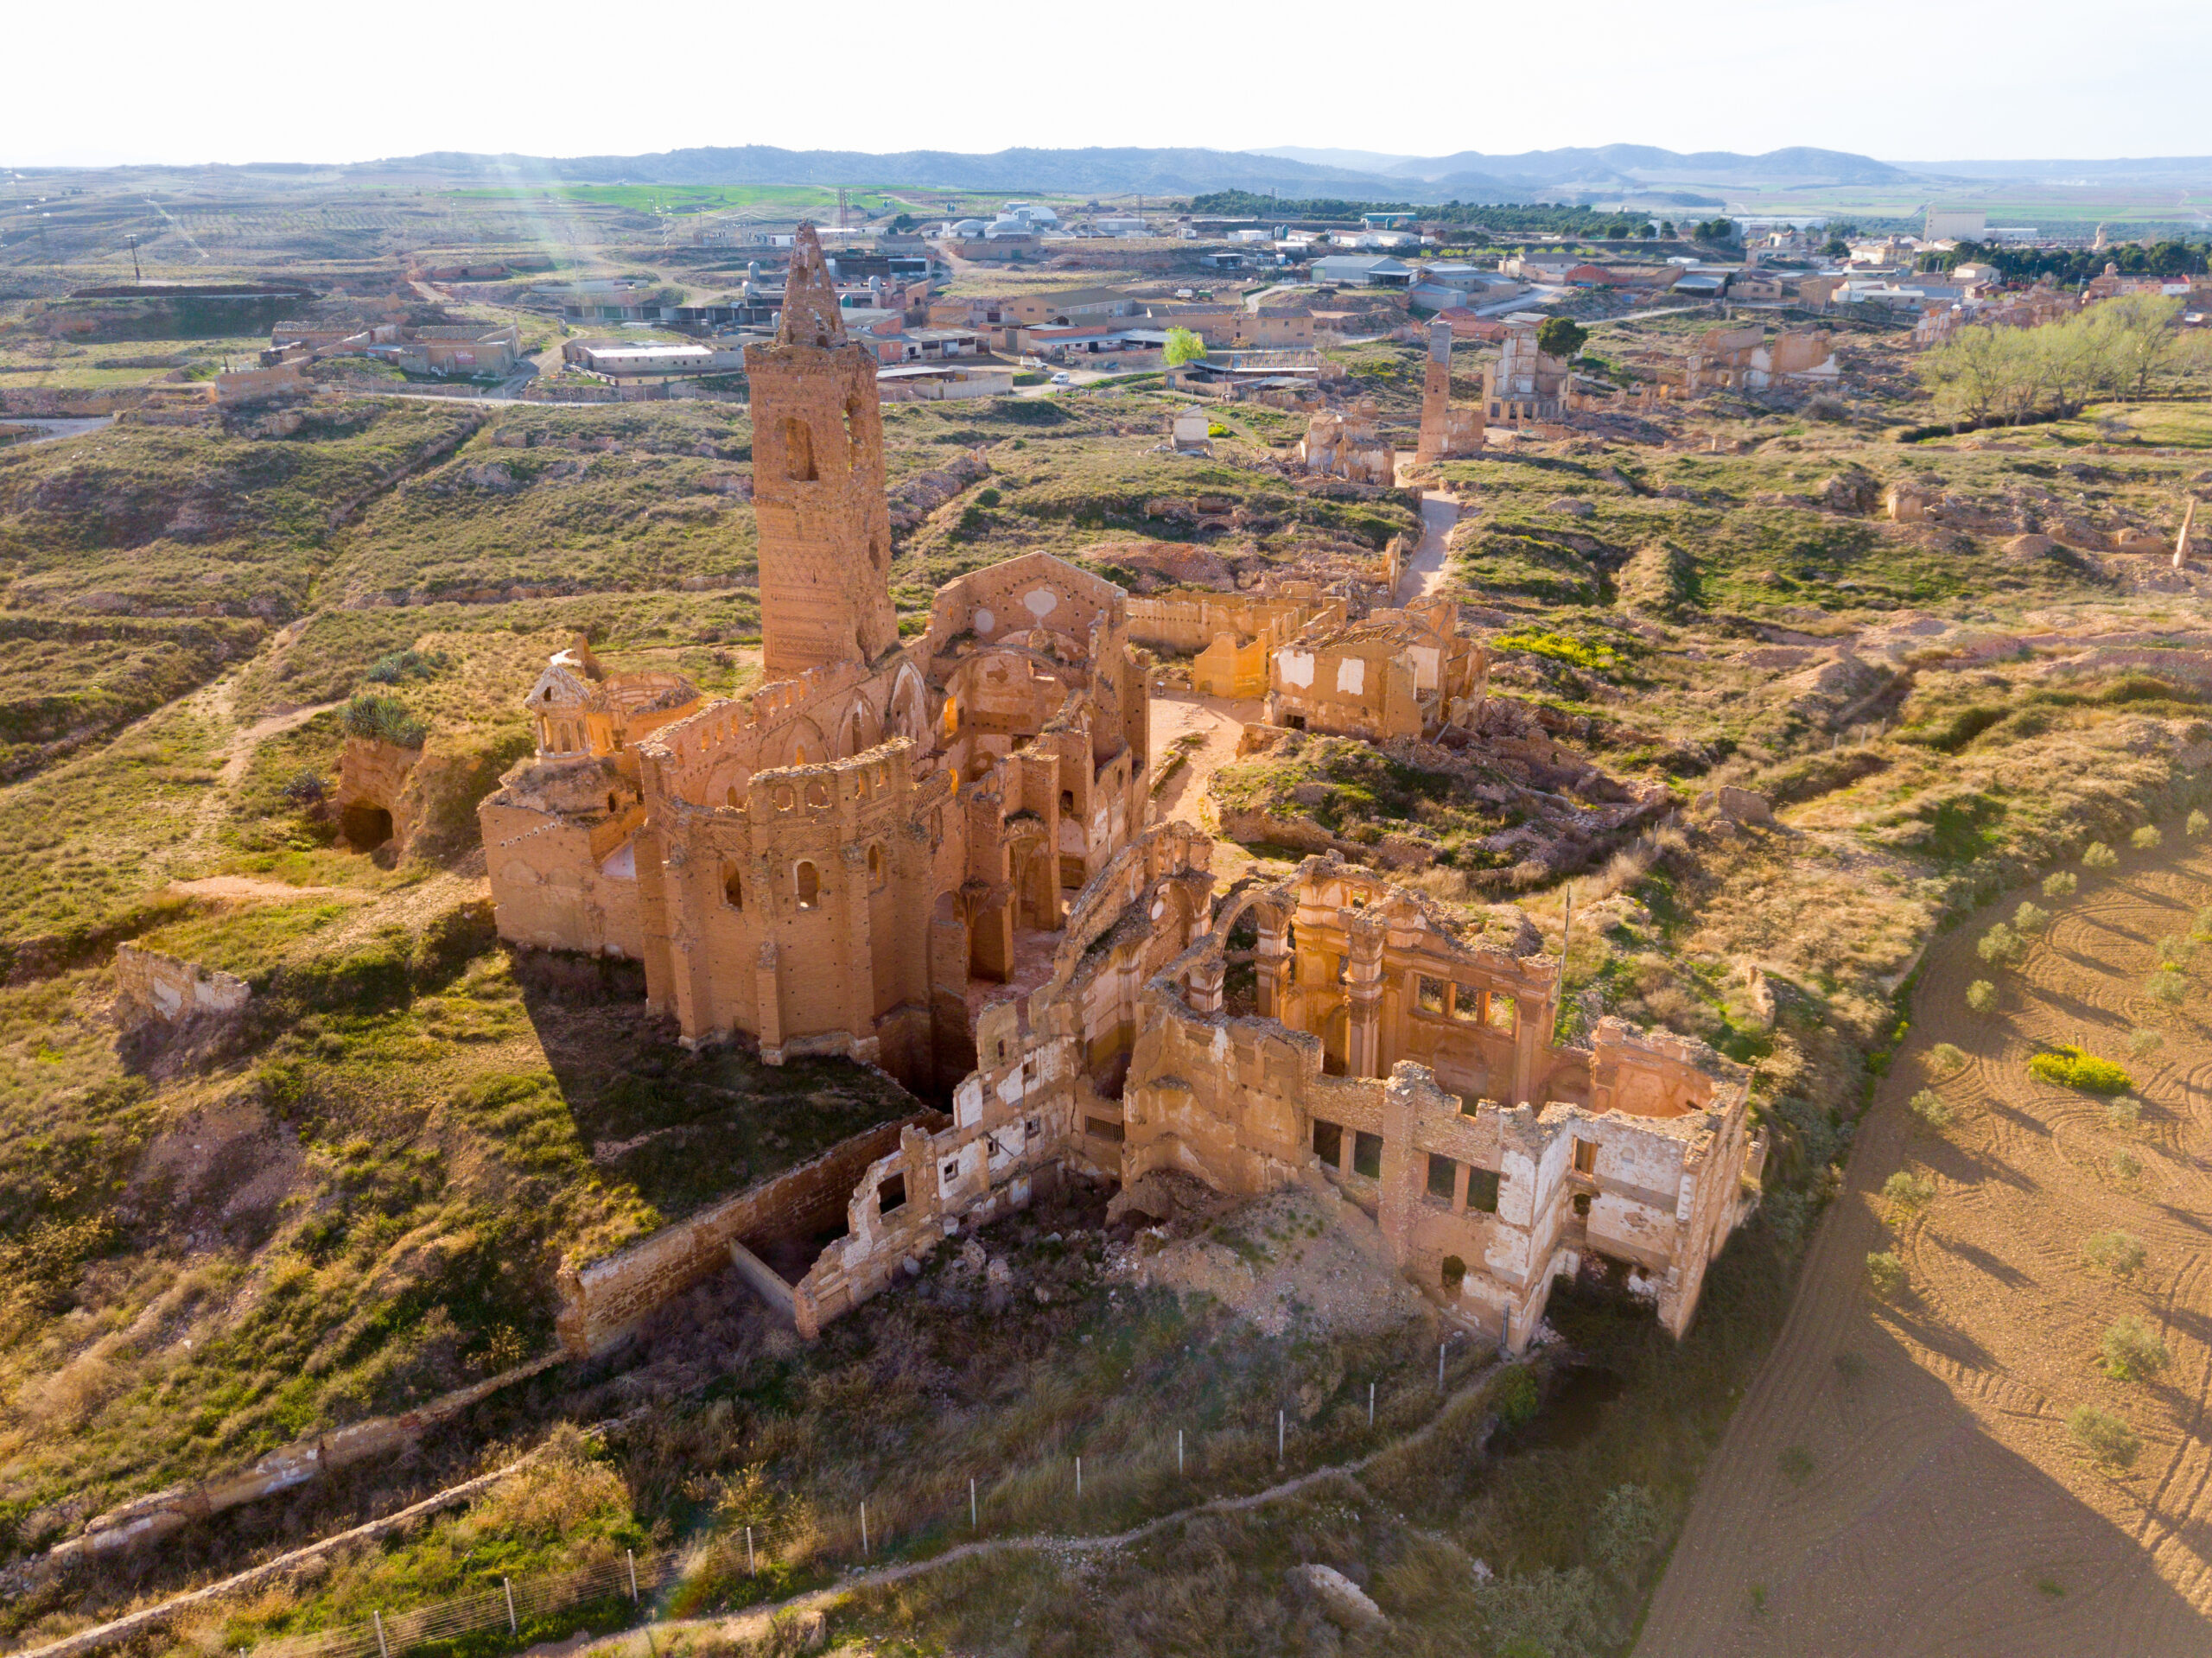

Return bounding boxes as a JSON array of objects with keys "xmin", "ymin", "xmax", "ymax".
[{"xmin": 485, "ymin": 227, "xmax": 1764, "ymax": 1363}]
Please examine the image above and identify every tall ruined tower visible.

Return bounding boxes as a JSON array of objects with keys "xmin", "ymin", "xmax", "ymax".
[
  {"xmin": 1414, "ymin": 316, "xmax": 1480, "ymax": 462},
  {"xmin": 745, "ymin": 226, "xmax": 900, "ymax": 677}
]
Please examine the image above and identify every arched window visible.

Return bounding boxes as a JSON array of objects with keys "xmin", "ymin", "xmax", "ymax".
[
  {"xmin": 795, "ymin": 861, "xmax": 820, "ymax": 909},
  {"xmin": 781, "ymin": 417, "xmax": 817, "ymax": 482},
  {"xmin": 721, "ymin": 861, "xmax": 743, "ymax": 909},
  {"xmin": 868, "ymin": 842, "xmax": 886, "ymax": 890},
  {"xmin": 726, "ymin": 786, "xmax": 741, "ymax": 809}
]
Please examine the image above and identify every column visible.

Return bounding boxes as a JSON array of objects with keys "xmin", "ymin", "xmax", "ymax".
[{"xmin": 1345, "ymin": 920, "xmax": 1386, "ymax": 1077}]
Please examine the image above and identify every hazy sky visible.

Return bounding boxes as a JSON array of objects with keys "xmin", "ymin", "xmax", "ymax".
[{"xmin": 6, "ymin": 0, "xmax": 2208, "ymax": 167}]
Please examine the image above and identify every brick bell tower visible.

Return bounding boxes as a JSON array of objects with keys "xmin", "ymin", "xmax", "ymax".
[{"xmin": 744, "ymin": 225, "xmax": 900, "ymax": 677}]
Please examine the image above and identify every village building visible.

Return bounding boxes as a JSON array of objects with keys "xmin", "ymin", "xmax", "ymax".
[{"xmin": 1484, "ymin": 313, "xmax": 1572, "ymax": 422}]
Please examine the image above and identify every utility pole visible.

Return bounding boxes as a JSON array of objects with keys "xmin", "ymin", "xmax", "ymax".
[
  {"xmin": 837, "ymin": 186, "xmax": 849, "ymax": 229},
  {"xmin": 128, "ymin": 233, "xmax": 141, "ymax": 283}
]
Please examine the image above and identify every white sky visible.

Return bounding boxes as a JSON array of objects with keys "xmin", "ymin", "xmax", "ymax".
[{"xmin": 4, "ymin": 0, "xmax": 2207, "ymax": 168}]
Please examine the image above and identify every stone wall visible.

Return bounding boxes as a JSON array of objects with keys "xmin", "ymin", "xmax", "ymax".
[
  {"xmin": 334, "ymin": 736, "xmax": 423, "ymax": 854},
  {"xmin": 554, "ymin": 1116, "xmax": 939, "ymax": 1354},
  {"xmin": 111, "ymin": 943, "xmax": 249, "ymax": 1029}
]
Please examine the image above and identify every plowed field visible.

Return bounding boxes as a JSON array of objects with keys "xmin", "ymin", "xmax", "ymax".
[{"xmin": 1639, "ymin": 842, "xmax": 2212, "ymax": 1657}]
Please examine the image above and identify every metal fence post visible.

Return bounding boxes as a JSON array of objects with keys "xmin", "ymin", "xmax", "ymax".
[
  {"xmin": 1439, "ymin": 1341, "xmax": 1446, "ymax": 1391},
  {"xmin": 970, "ymin": 1477, "xmax": 978, "ymax": 1529},
  {"xmin": 627, "ymin": 1548, "xmax": 639, "ymax": 1603},
  {"xmin": 747, "ymin": 1525, "xmax": 755, "ymax": 1573},
  {"xmin": 1369, "ymin": 1382, "xmax": 1376, "ymax": 1426},
  {"xmin": 1178, "ymin": 1428, "xmax": 1184, "ymax": 1475},
  {"xmin": 861, "ymin": 1500, "xmax": 869, "ymax": 1555},
  {"xmin": 1075, "ymin": 1456, "xmax": 1082, "ymax": 1500},
  {"xmin": 1277, "ymin": 1408, "xmax": 1284, "ymax": 1464},
  {"xmin": 504, "ymin": 1578, "xmax": 517, "ymax": 1636},
  {"xmin": 373, "ymin": 1611, "xmax": 389, "ymax": 1658}
]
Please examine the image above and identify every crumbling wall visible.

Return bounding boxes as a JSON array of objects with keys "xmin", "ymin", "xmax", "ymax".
[
  {"xmin": 111, "ymin": 943, "xmax": 249, "ymax": 1029},
  {"xmin": 554, "ymin": 1115, "xmax": 938, "ymax": 1354}
]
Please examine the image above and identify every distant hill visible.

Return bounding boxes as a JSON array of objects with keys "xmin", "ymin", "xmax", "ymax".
[{"xmin": 346, "ymin": 145, "xmax": 1407, "ymax": 199}]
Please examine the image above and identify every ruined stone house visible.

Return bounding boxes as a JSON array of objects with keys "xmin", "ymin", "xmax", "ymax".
[
  {"xmin": 1296, "ymin": 400, "xmax": 1394, "ymax": 486},
  {"xmin": 1484, "ymin": 313, "xmax": 1573, "ymax": 422},
  {"xmin": 1266, "ymin": 596, "xmax": 1485, "ymax": 741},
  {"xmin": 1127, "ymin": 585, "xmax": 1346, "ymax": 701}
]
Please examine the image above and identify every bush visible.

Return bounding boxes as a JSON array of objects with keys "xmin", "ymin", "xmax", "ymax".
[
  {"xmin": 1866, "ymin": 1250, "xmax": 1905, "ymax": 1299},
  {"xmin": 2189, "ymin": 809, "xmax": 2209, "ymax": 837},
  {"xmin": 2012, "ymin": 901, "xmax": 2050, "ymax": 935},
  {"xmin": 1590, "ymin": 1483, "xmax": 1662, "ymax": 1579},
  {"xmin": 2132, "ymin": 825, "xmax": 2164, "ymax": 850},
  {"xmin": 2102, "ymin": 1318, "xmax": 2171, "ymax": 1382},
  {"xmin": 282, "ymin": 770, "xmax": 328, "ymax": 805},
  {"xmin": 1977, "ymin": 923, "xmax": 2027, "ymax": 968},
  {"xmin": 1967, "ymin": 980, "xmax": 1999, "ymax": 1014},
  {"xmin": 2068, "ymin": 1406, "xmax": 2141, "ymax": 1466},
  {"xmin": 342, "ymin": 692, "xmax": 428, "ymax": 750},
  {"xmin": 2082, "ymin": 1229, "xmax": 2146, "ymax": 1278},
  {"xmin": 1909, "ymin": 1089, "xmax": 1954, "ymax": 1130},
  {"xmin": 2028, "ymin": 1045, "xmax": 2133, "ymax": 1094},
  {"xmin": 2084, "ymin": 842, "xmax": 2120, "ymax": 869},
  {"xmin": 2043, "ymin": 870, "xmax": 2079, "ymax": 899},
  {"xmin": 1883, "ymin": 1170, "xmax": 1936, "ymax": 1212},
  {"xmin": 1777, "ymin": 1445, "xmax": 1815, "ymax": 1486},
  {"xmin": 2148, "ymin": 969, "xmax": 2188, "ymax": 1005},
  {"xmin": 2197, "ymin": 906, "xmax": 2212, "ymax": 938},
  {"xmin": 2106, "ymin": 1095, "xmax": 2142, "ymax": 1130},
  {"xmin": 2127, "ymin": 1027, "xmax": 2164, "ymax": 1059}
]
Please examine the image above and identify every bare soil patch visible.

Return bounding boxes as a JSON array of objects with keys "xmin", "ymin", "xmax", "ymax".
[{"xmin": 1639, "ymin": 842, "xmax": 2212, "ymax": 1656}]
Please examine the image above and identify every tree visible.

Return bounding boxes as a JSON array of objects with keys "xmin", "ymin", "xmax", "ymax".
[
  {"xmin": 1823, "ymin": 237, "xmax": 1850, "ymax": 260},
  {"xmin": 1536, "ymin": 317, "xmax": 1589, "ymax": 361},
  {"xmin": 1163, "ymin": 327, "xmax": 1206, "ymax": 366}
]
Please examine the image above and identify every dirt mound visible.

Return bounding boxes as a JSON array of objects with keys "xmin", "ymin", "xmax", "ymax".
[
  {"xmin": 1109, "ymin": 1180, "xmax": 1431, "ymax": 1340},
  {"xmin": 1639, "ymin": 842, "xmax": 2212, "ymax": 1656}
]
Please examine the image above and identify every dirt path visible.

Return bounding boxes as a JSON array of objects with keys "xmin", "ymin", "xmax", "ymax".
[
  {"xmin": 1395, "ymin": 487, "xmax": 1460, "ymax": 607},
  {"xmin": 1145, "ymin": 686, "xmax": 1259, "ymax": 833},
  {"xmin": 1638, "ymin": 842, "xmax": 2212, "ymax": 1657},
  {"xmin": 217, "ymin": 699, "xmax": 346, "ymax": 788}
]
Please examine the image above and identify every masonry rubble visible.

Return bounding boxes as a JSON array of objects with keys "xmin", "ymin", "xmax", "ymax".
[
  {"xmin": 480, "ymin": 226, "xmax": 1764, "ymax": 1363},
  {"xmin": 111, "ymin": 943, "xmax": 249, "ymax": 1030}
]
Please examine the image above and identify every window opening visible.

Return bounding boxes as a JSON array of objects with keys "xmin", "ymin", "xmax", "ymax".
[
  {"xmin": 1426, "ymin": 1153, "xmax": 1456, "ymax": 1201},
  {"xmin": 1466, "ymin": 1168, "xmax": 1500, "ymax": 1211},
  {"xmin": 1312, "ymin": 1119, "xmax": 1343, "ymax": 1166},
  {"xmin": 1352, "ymin": 1131, "xmax": 1383, "ymax": 1180},
  {"xmin": 795, "ymin": 861, "xmax": 820, "ymax": 909},
  {"xmin": 721, "ymin": 861, "xmax": 743, "ymax": 909}
]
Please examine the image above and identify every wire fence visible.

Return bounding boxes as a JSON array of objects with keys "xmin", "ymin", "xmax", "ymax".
[
  {"xmin": 245, "ymin": 1340, "xmax": 1492, "ymax": 1658},
  {"xmin": 252, "ymin": 1550, "xmax": 682, "ymax": 1658}
]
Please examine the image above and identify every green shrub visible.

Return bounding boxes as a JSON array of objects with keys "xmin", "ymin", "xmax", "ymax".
[
  {"xmin": 2099, "ymin": 1318, "xmax": 2169, "ymax": 1382},
  {"xmin": 1927, "ymin": 1041, "xmax": 1967, "ymax": 1075},
  {"xmin": 2149, "ymin": 969, "xmax": 2188, "ymax": 1007},
  {"xmin": 341, "ymin": 693, "xmax": 428, "ymax": 750},
  {"xmin": 1491, "ymin": 1363, "xmax": 1541, "ymax": 1429},
  {"xmin": 1866, "ymin": 1250, "xmax": 1905, "ymax": 1299},
  {"xmin": 2043, "ymin": 870, "xmax": 2079, "ymax": 899},
  {"xmin": 2028, "ymin": 1045, "xmax": 2133, "ymax": 1094},
  {"xmin": 2082, "ymin": 1229, "xmax": 2146, "ymax": 1278},
  {"xmin": 1977, "ymin": 922, "xmax": 2027, "ymax": 967},
  {"xmin": 2106, "ymin": 1095, "xmax": 2142, "ymax": 1131},
  {"xmin": 2188, "ymin": 809, "xmax": 2209, "ymax": 837},
  {"xmin": 2196, "ymin": 905, "xmax": 2212, "ymax": 938},
  {"xmin": 2132, "ymin": 825, "xmax": 2164, "ymax": 850},
  {"xmin": 1883, "ymin": 1170, "xmax": 1936, "ymax": 1212},
  {"xmin": 1967, "ymin": 980, "xmax": 1999, "ymax": 1014},
  {"xmin": 2012, "ymin": 901, "xmax": 2050, "ymax": 935},
  {"xmin": 1909, "ymin": 1089, "xmax": 1954, "ymax": 1130},
  {"xmin": 1589, "ymin": 1483, "xmax": 1662, "ymax": 1579},
  {"xmin": 2127, "ymin": 1027, "xmax": 2164, "ymax": 1058},
  {"xmin": 2084, "ymin": 842, "xmax": 2120, "ymax": 868},
  {"xmin": 2068, "ymin": 1406, "xmax": 2140, "ymax": 1466}
]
